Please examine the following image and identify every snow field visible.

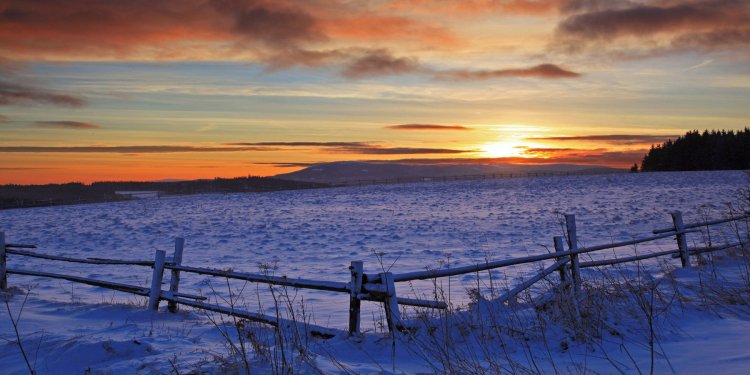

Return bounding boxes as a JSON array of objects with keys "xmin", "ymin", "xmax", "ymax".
[{"xmin": 1, "ymin": 170, "xmax": 750, "ymax": 373}]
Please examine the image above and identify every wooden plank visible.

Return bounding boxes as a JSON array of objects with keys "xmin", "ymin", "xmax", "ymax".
[
  {"xmin": 390, "ymin": 296, "xmax": 447, "ymax": 309},
  {"xmin": 168, "ymin": 238, "xmax": 184, "ymax": 313},
  {"xmin": 5, "ymin": 249, "xmax": 154, "ymax": 266},
  {"xmin": 653, "ymin": 212, "xmax": 750, "ymax": 234},
  {"xmin": 6, "ymin": 268, "xmax": 148, "ymax": 296},
  {"xmin": 4, "ymin": 243, "xmax": 36, "ymax": 249},
  {"xmin": 579, "ymin": 249, "xmax": 680, "ymax": 268},
  {"xmin": 160, "ymin": 290, "xmax": 207, "ymax": 301},
  {"xmin": 671, "ymin": 241, "xmax": 746, "ymax": 258},
  {"xmin": 381, "ymin": 272, "xmax": 404, "ymax": 333},
  {"xmin": 166, "ymin": 264, "xmax": 349, "ymax": 293},
  {"xmin": 497, "ymin": 258, "xmax": 569, "ymax": 304},
  {"xmin": 348, "ymin": 261, "xmax": 363, "ymax": 336},
  {"xmin": 573, "ymin": 230, "xmax": 699, "ymax": 253},
  {"xmin": 672, "ymin": 211, "xmax": 691, "ymax": 268},
  {"xmin": 1, "ymin": 232, "xmax": 6, "ymax": 290},
  {"xmin": 160, "ymin": 295, "xmax": 339, "ymax": 339},
  {"xmin": 565, "ymin": 214, "xmax": 581, "ymax": 292},
  {"xmin": 148, "ymin": 250, "xmax": 166, "ymax": 311},
  {"xmin": 389, "ymin": 230, "xmax": 699, "ymax": 282},
  {"xmin": 554, "ymin": 236, "xmax": 568, "ymax": 283}
]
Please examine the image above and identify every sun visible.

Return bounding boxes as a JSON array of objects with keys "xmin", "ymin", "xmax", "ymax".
[{"xmin": 479, "ymin": 141, "xmax": 526, "ymax": 158}]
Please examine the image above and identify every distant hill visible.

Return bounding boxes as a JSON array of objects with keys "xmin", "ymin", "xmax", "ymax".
[{"xmin": 275, "ymin": 161, "xmax": 625, "ymax": 184}]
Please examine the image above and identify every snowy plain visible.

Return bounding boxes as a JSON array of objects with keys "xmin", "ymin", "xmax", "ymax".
[{"xmin": 2, "ymin": 170, "xmax": 750, "ymax": 374}]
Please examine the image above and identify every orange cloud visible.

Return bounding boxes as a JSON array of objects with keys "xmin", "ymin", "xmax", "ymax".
[{"xmin": 382, "ymin": 0, "xmax": 562, "ymax": 16}]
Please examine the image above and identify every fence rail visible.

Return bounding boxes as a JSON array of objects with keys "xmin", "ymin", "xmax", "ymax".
[{"xmin": 1, "ymin": 210, "xmax": 749, "ymax": 338}]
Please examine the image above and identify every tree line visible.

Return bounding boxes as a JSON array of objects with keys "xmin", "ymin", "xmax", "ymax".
[
  {"xmin": 0, "ymin": 176, "xmax": 327, "ymax": 209},
  {"xmin": 640, "ymin": 128, "xmax": 750, "ymax": 172}
]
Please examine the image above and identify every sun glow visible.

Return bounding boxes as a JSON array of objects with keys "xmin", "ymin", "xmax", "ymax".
[{"xmin": 479, "ymin": 141, "xmax": 527, "ymax": 158}]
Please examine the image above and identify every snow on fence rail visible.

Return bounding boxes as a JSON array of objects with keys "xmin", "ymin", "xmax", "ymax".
[{"xmin": 1, "ymin": 211, "xmax": 749, "ymax": 338}]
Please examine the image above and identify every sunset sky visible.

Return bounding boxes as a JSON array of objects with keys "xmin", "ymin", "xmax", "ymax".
[{"xmin": 1, "ymin": 0, "xmax": 749, "ymax": 184}]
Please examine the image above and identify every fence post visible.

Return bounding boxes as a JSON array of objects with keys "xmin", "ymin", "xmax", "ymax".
[
  {"xmin": 671, "ymin": 211, "xmax": 691, "ymax": 268},
  {"xmin": 348, "ymin": 261, "xmax": 364, "ymax": 336},
  {"xmin": 380, "ymin": 272, "xmax": 403, "ymax": 333},
  {"xmin": 148, "ymin": 250, "xmax": 166, "ymax": 311},
  {"xmin": 0, "ymin": 232, "xmax": 6, "ymax": 291},
  {"xmin": 553, "ymin": 236, "xmax": 568, "ymax": 284},
  {"xmin": 168, "ymin": 238, "xmax": 185, "ymax": 313},
  {"xmin": 564, "ymin": 214, "xmax": 581, "ymax": 292}
]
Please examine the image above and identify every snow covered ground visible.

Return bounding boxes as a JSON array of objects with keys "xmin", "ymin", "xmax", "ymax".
[{"xmin": 2, "ymin": 170, "xmax": 750, "ymax": 373}]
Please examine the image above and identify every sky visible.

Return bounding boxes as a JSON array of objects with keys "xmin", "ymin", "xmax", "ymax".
[{"xmin": 1, "ymin": 0, "xmax": 749, "ymax": 184}]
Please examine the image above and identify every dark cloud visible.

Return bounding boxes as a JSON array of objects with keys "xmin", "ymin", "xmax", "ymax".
[
  {"xmin": 357, "ymin": 148, "xmax": 643, "ymax": 167},
  {"xmin": 224, "ymin": 2, "xmax": 324, "ymax": 45},
  {"xmin": 556, "ymin": 0, "xmax": 750, "ymax": 53},
  {"xmin": 435, "ymin": 64, "xmax": 581, "ymax": 80},
  {"xmin": 34, "ymin": 121, "xmax": 101, "ymax": 130},
  {"xmin": 225, "ymin": 141, "xmax": 369, "ymax": 147},
  {"xmin": 226, "ymin": 141, "xmax": 474, "ymax": 154},
  {"xmin": 0, "ymin": 145, "xmax": 273, "ymax": 153},
  {"xmin": 340, "ymin": 51, "xmax": 582, "ymax": 80},
  {"xmin": 254, "ymin": 162, "xmax": 318, "ymax": 168},
  {"xmin": 0, "ymin": 143, "xmax": 474, "ymax": 156},
  {"xmin": 342, "ymin": 49, "xmax": 423, "ymax": 78},
  {"xmin": 0, "ymin": 81, "xmax": 86, "ymax": 107},
  {"xmin": 328, "ymin": 146, "xmax": 475, "ymax": 155},
  {"xmin": 527, "ymin": 134, "xmax": 678, "ymax": 145},
  {"xmin": 523, "ymin": 147, "xmax": 578, "ymax": 153},
  {"xmin": 386, "ymin": 124, "xmax": 471, "ymax": 131}
]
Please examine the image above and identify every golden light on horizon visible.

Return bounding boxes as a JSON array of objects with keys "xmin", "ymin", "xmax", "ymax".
[{"xmin": 478, "ymin": 141, "xmax": 527, "ymax": 158}]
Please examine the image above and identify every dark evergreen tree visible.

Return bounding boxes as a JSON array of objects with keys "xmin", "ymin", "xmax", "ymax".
[{"xmin": 641, "ymin": 128, "xmax": 750, "ymax": 171}]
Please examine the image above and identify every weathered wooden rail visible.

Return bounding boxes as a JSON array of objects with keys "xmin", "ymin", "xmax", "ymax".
[{"xmin": 1, "ymin": 210, "xmax": 748, "ymax": 338}]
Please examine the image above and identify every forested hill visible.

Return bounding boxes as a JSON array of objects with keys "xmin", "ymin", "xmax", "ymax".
[
  {"xmin": 0, "ymin": 177, "xmax": 327, "ymax": 209},
  {"xmin": 641, "ymin": 129, "xmax": 750, "ymax": 172}
]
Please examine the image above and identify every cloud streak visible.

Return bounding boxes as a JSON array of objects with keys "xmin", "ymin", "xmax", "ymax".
[
  {"xmin": 0, "ymin": 81, "xmax": 86, "ymax": 107},
  {"xmin": 527, "ymin": 134, "xmax": 679, "ymax": 145},
  {"xmin": 386, "ymin": 124, "xmax": 471, "ymax": 131},
  {"xmin": 34, "ymin": 121, "xmax": 101, "ymax": 130},
  {"xmin": 225, "ymin": 141, "xmax": 475, "ymax": 155},
  {"xmin": 225, "ymin": 141, "xmax": 369, "ymax": 147},
  {"xmin": 435, "ymin": 64, "xmax": 581, "ymax": 80},
  {"xmin": 341, "ymin": 49, "xmax": 424, "ymax": 78},
  {"xmin": 0, "ymin": 145, "xmax": 271, "ymax": 153}
]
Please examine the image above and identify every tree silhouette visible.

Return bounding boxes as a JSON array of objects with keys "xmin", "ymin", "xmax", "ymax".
[{"xmin": 641, "ymin": 128, "xmax": 750, "ymax": 172}]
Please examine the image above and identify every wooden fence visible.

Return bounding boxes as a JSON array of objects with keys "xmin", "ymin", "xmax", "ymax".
[{"xmin": 1, "ymin": 210, "xmax": 748, "ymax": 338}]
